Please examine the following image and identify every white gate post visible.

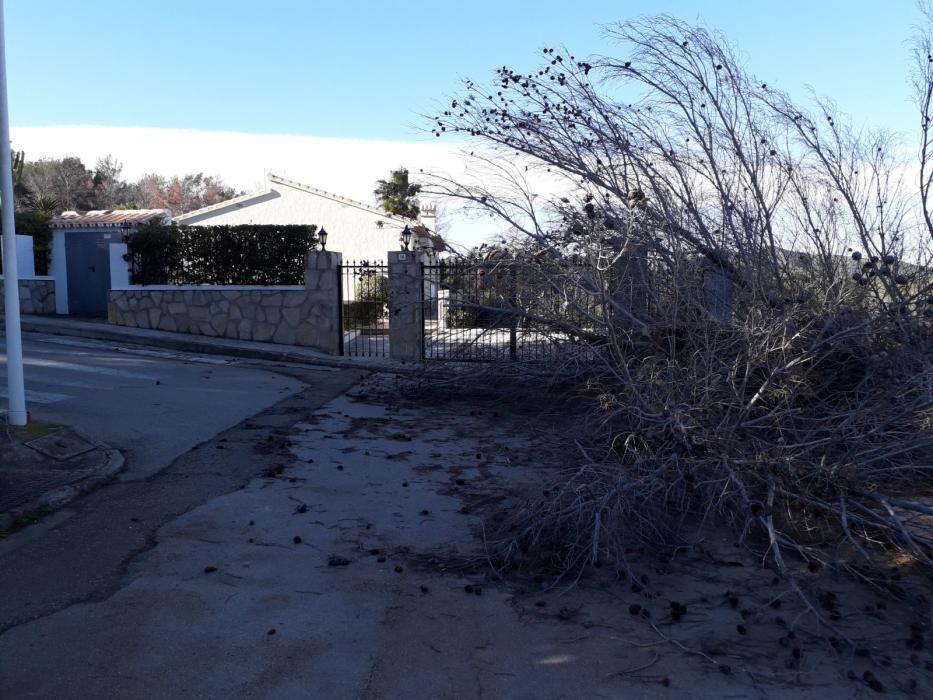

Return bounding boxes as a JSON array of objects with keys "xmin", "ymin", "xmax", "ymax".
[{"xmin": 0, "ymin": 0, "xmax": 27, "ymax": 425}]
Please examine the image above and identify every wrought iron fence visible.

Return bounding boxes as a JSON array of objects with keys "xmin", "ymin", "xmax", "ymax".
[
  {"xmin": 341, "ymin": 254, "xmax": 682, "ymax": 362},
  {"xmin": 421, "ymin": 260, "xmax": 609, "ymax": 362},
  {"xmin": 341, "ymin": 261, "xmax": 389, "ymax": 357}
]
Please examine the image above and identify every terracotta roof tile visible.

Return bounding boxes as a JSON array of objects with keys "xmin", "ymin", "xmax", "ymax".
[{"xmin": 50, "ymin": 209, "xmax": 171, "ymax": 228}]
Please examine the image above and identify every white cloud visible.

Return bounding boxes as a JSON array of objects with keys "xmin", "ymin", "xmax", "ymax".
[{"xmin": 10, "ymin": 124, "xmax": 529, "ymax": 248}]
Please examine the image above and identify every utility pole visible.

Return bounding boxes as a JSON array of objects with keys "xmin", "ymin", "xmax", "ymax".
[{"xmin": 0, "ymin": 0, "xmax": 27, "ymax": 426}]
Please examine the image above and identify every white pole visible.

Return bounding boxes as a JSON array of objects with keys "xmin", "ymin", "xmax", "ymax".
[{"xmin": 0, "ymin": 0, "xmax": 27, "ymax": 426}]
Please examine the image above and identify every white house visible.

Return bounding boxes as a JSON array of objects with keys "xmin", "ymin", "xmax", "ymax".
[{"xmin": 174, "ymin": 172, "xmax": 442, "ymax": 265}]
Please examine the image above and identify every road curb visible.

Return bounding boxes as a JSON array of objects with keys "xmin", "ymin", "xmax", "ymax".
[
  {"xmin": 17, "ymin": 317, "xmax": 423, "ymax": 374},
  {"xmin": 0, "ymin": 448, "xmax": 125, "ymax": 533}
]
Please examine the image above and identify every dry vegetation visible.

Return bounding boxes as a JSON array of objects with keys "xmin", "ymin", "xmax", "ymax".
[{"xmin": 423, "ymin": 14, "xmax": 933, "ymax": 636}]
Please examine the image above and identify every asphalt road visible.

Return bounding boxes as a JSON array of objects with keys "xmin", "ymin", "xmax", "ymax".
[
  {"xmin": 0, "ymin": 334, "xmax": 366, "ymax": 639},
  {"xmin": 0, "ymin": 333, "xmax": 308, "ymax": 479}
]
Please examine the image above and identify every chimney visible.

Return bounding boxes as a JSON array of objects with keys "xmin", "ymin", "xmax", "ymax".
[{"xmin": 418, "ymin": 201, "xmax": 437, "ymax": 232}]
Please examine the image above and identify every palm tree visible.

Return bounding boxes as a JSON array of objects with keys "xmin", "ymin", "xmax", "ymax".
[
  {"xmin": 374, "ymin": 167, "xmax": 421, "ymax": 218},
  {"xmin": 11, "ymin": 150, "xmax": 64, "ymax": 215}
]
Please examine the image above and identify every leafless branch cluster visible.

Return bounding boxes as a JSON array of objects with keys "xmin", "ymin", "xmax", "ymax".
[{"xmin": 425, "ymin": 15, "xmax": 933, "ymax": 611}]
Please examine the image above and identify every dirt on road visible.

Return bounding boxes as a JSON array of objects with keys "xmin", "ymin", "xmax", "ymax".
[{"xmin": 1, "ymin": 372, "xmax": 930, "ymax": 699}]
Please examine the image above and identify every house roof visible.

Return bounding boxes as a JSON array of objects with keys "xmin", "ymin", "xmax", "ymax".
[
  {"xmin": 174, "ymin": 172, "xmax": 413, "ymax": 225},
  {"xmin": 50, "ymin": 209, "xmax": 171, "ymax": 228}
]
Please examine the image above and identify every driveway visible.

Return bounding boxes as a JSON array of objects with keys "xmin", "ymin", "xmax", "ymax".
[{"xmin": 1, "ymin": 333, "xmax": 307, "ymax": 479}]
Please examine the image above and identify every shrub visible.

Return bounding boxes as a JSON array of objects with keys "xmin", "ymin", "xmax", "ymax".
[
  {"xmin": 343, "ymin": 300, "xmax": 386, "ymax": 327},
  {"xmin": 125, "ymin": 224, "xmax": 180, "ymax": 285},
  {"xmin": 14, "ymin": 211, "xmax": 52, "ymax": 275},
  {"xmin": 126, "ymin": 223, "xmax": 318, "ymax": 285},
  {"xmin": 354, "ymin": 271, "xmax": 388, "ymax": 304}
]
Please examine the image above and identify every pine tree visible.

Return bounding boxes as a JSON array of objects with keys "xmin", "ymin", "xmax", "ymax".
[{"xmin": 373, "ymin": 167, "xmax": 421, "ymax": 218}]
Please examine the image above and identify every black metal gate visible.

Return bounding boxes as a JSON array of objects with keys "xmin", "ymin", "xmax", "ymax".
[
  {"xmin": 341, "ymin": 261, "xmax": 389, "ymax": 357},
  {"xmin": 421, "ymin": 261, "xmax": 600, "ymax": 362}
]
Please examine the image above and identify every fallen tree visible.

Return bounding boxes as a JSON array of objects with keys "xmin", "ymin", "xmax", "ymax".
[{"xmin": 426, "ymin": 15, "xmax": 933, "ymax": 627}]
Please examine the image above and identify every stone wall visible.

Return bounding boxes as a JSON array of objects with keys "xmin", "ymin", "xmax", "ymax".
[
  {"xmin": 107, "ymin": 251, "xmax": 343, "ymax": 354},
  {"xmin": 0, "ymin": 278, "xmax": 56, "ymax": 315},
  {"xmin": 108, "ymin": 288, "xmax": 335, "ymax": 349}
]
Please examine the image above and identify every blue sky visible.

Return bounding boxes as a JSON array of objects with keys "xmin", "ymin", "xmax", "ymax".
[{"xmin": 6, "ymin": 1, "xmax": 925, "ymax": 141}]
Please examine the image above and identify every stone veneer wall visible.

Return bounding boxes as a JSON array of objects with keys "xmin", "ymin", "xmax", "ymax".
[
  {"xmin": 108, "ymin": 247, "xmax": 343, "ymax": 354},
  {"xmin": 301, "ymin": 250, "xmax": 342, "ymax": 355},
  {"xmin": 387, "ymin": 251, "xmax": 423, "ymax": 361},
  {"xmin": 0, "ymin": 278, "xmax": 56, "ymax": 315},
  {"xmin": 108, "ymin": 288, "xmax": 333, "ymax": 349}
]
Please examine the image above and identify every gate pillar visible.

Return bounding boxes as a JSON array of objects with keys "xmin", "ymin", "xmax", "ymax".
[
  {"xmin": 388, "ymin": 250, "xmax": 424, "ymax": 361},
  {"xmin": 303, "ymin": 250, "xmax": 343, "ymax": 355}
]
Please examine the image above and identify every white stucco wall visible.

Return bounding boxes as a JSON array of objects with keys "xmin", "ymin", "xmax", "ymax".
[
  {"xmin": 15, "ymin": 235, "xmax": 35, "ymax": 278},
  {"xmin": 109, "ymin": 243, "xmax": 130, "ymax": 289},
  {"xmin": 178, "ymin": 182, "xmax": 406, "ymax": 265}
]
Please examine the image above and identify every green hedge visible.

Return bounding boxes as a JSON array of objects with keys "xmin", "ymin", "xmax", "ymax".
[
  {"xmin": 446, "ymin": 303, "xmax": 517, "ymax": 329},
  {"xmin": 126, "ymin": 223, "xmax": 318, "ymax": 285},
  {"xmin": 343, "ymin": 300, "xmax": 386, "ymax": 327},
  {"xmin": 355, "ymin": 271, "xmax": 388, "ymax": 304},
  {"xmin": 0, "ymin": 212, "xmax": 52, "ymax": 276}
]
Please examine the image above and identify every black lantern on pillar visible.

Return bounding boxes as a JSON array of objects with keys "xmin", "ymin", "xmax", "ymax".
[
  {"xmin": 400, "ymin": 225, "xmax": 412, "ymax": 251},
  {"xmin": 318, "ymin": 227, "xmax": 328, "ymax": 251}
]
